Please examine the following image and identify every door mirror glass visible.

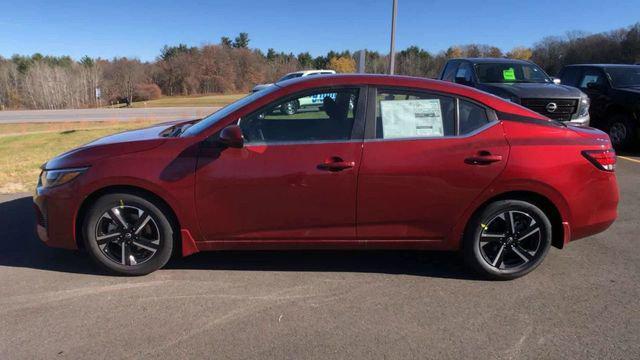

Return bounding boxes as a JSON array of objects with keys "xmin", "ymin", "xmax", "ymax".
[
  {"xmin": 551, "ymin": 77, "xmax": 561, "ymax": 85},
  {"xmin": 218, "ymin": 125, "xmax": 244, "ymax": 148}
]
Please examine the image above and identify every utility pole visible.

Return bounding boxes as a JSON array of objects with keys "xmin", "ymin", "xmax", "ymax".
[{"xmin": 388, "ymin": 0, "xmax": 398, "ymax": 74}]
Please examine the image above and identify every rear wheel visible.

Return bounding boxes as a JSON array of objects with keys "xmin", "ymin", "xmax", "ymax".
[
  {"xmin": 82, "ymin": 193, "xmax": 174, "ymax": 275},
  {"xmin": 608, "ymin": 113, "xmax": 637, "ymax": 150},
  {"xmin": 463, "ymin": 200, "xmax": 552, "ymax": 280}
]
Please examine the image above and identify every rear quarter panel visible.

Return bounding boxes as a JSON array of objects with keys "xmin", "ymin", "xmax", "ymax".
[{"xmin": 493, "ymin": 121, "xmax": 618, "ymax": 242}]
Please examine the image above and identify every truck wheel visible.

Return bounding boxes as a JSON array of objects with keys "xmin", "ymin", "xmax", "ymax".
[{"xmin": 608, "ymin": 113, "xmax": 637, "ymax": 150}]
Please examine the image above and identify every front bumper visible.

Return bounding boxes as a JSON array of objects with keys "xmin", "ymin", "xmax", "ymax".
[
  {"xmin": 33, "ymin": 183, "xmax": 82, "ymax": 250},
  {"xmin": 565, "ymin": 114, "xmax": 590, "ymax": 127}
]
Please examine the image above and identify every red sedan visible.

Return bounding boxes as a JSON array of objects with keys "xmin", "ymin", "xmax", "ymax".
[{"xmin": 33, "ymin": 75, "xmax": 618, "ymax": 279}]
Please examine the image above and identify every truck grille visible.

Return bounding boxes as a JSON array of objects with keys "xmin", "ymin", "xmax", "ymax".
[{"xmin": 520, "ymin": 98, "xmax": 578, "ymax": 121}]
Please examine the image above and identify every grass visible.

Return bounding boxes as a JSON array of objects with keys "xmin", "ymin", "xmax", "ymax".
[
  {"xmin": 105, "ymin": 93, "xmax": 247, "ymax": 108},
  {"xmin": 0, "ymin": 120, "xmax": 157, "ymax": 194}
]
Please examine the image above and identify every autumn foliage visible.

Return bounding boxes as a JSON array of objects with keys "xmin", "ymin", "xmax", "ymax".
[{"xmin": 1, "ymin": 24, "xmax": 640, "ymax": 110}]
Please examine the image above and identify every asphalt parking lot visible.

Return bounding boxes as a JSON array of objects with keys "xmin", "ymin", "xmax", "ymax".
[{"xmin": 0, "ymin": 157, "xmax": 638, "ymax": 359}]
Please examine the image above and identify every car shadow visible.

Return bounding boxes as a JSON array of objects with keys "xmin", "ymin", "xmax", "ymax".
[{"xmin": 0, "ymin": 195, "xmax": 481, "ymax": 280}]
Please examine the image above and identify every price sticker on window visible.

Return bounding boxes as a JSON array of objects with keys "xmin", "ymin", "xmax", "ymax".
[{"xmin": 503, "ymin": 68, "xmax": 516, "ymax": 81}]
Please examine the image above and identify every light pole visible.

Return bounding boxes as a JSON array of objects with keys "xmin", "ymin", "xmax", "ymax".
[{"xmin": 388, "ymin": 0, "xmax": 398, "ymax": 74}]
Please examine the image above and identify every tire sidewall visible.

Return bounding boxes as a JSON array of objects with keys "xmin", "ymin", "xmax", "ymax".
[
  {"xmin": 464, "ymin": 200, "xmax": 552, "ymax": 280},
  {"xmin": 608, "ymin": 114, "xmax": 636, "ymax": 149},
  {"xmin": 83, "ymin": 193, "xmax": 174, "ymax": 276}
]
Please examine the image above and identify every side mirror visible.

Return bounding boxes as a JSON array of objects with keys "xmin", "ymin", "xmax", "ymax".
[
  {"xmin": 587, "ymin": 82, "xmax": 603, "ymax": 91},
  {"xmin": 455, "ymin": 76, "xmax": 472, "ymax": 86},
  {"xmin": 218, "ymin": 125, "xmax": 244, "ymax": 148},
  {"xmin": 551, "ymin": 77, "xmax": 561, "ymax": 85}
]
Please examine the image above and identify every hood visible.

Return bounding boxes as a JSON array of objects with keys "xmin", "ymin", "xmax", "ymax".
[
  {"xmin": 44, "ymin": 123, "xmax": 174, "ymax": 170},
  {"xmin": 479, "ymin": 82, "xmax": 584, "ymax": 99},
  {"xmin": 614, "ymin": 86, "xmax": 640, "ymax": 96}
]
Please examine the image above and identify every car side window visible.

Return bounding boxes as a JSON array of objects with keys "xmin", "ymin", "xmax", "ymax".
[
  {"xmin": 441, "ymin": 62, "xmax": 459, "ymax": 82},
  {"xmin": 459, "ymin": 100, "xmax": 490, "ymax": 135},
  {"xmin": 375, "ymin": 90, "xmax": 456, "ymax": 139},
  {"xmin": 579, "ymin": 69, "xmax": 607, "ymax": 89},
  {"xmin": 239, "ymin": 88, "xmax": 359, "ymax": 143},
  {"xmin": 455, "ymin": 62, "xmax": 473, "ymax": 84},
  {"xmin": 559, "ymin": 67, "xmax": 582, "ymax": 87}
]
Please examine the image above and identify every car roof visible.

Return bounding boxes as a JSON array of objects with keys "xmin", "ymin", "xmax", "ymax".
[
  {"xmin": 274, "ymin": 74, "xmax": 548, "ymax": 120},
  {"xmin": 454, "ymin": 58, "xmax": 533, "ymax": 65},
  {"xmin": 563, "ymin": 64, "xmax": 640, "ymax": 68},
  {"xmin": 290, "ymin": 69, "xmax": 335, "ymax": 76}
]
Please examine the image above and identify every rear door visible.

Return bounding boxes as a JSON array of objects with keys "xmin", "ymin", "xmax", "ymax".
[{"xmin": 356, "ymin": 87, "xmax": 510, "ymax": 243}]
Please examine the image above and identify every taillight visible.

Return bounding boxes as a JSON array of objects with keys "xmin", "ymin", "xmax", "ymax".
[{"xmin": 582, "ymin": 149, "xmax": 616, "ymax": 172}]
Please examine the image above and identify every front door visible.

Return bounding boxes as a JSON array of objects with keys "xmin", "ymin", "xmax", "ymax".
[
  {"xmin": 357, "ymin": 88, "xmax": 510, "ymax": 243},
  {"xmin": 195, "ymin": 87, "xmax": 365, "ymax": 243}
]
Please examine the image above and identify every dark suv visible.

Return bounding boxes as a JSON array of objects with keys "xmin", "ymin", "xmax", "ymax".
[
  {"xmin": 559, "ymin": 64, "xmax": 640, "ymax": 149},
  {"xmin": 440, "ymin": 58, "xmax": 590, "ymax": 126}
]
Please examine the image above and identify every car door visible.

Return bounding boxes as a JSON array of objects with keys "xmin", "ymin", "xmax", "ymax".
[
  {"xmin": 577, "ymin": 67, "xmax": 610, "ymax": 122},
  {"xmin": 357, "ymin": 87, "xmax": 509, "ymax": 243},
  {"xmin": 195, "ymin": 86, "xmax": 366, "ymax": 242}
]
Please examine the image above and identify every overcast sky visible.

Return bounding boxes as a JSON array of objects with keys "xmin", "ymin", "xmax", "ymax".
[{"xmin": 1, "ymin": 0, "xmax": 638, "ymax": 61}]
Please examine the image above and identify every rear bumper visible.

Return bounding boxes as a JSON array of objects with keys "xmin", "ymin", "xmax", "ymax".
[{"xmin": 566, "ymin": 171, "xmax": 618, "ymax": 243}]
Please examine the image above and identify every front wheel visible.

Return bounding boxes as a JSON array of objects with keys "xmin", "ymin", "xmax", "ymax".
[
  {"xmin": 463, "ymin": 200, "xmax": 552, "ymax": 280},
  {"xmin": 82, "ymin": 193, "xmax": 174, "ymax": 275}
]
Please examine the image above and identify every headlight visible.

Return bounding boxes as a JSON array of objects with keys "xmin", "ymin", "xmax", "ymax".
[
  {"xmin": 578, "ymin": 96, "xmax": 590, "ymax": 117},
  {"xmin": 39, "ymin": 167, "xmax": 88, "ymax": 188}
]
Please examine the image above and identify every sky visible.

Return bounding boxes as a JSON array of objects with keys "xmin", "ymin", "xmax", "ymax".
[{"xmin": 0, "ymin": 0, "xmax": 638, "ymax": 61}]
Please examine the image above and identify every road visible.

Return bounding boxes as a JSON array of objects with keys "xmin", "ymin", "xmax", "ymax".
[
  {"xmin": 0, "ymin": 107, "xmax": 220, "ymax": 124},
  {"xmin": 0, "ymin": 158, "xmax": 638, "ymax": 359}
]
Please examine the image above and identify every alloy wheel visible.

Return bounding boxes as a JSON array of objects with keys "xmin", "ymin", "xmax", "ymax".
[
  {"xmin": 94, "ymin": 205, "xmax": 161, "ymax": 266},
  {"xmin": 478, "ymin": 210, "xmax": 543, "ymax": 270}
]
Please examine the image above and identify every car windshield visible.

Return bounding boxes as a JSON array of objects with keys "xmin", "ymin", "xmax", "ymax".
[
  {"xmin": 181, "ymin": 86, "xmax": 280, "ymax": 136},
  {"xmin": 475, "ymin": 62, "xmax": 551, "ymax": 84},
  {"xmin": 278, "ymin": 73, "xmax": 304, "ymax": 81},
  {"xmin": 605, "ymin": 66, "xmax": 640, "ymax": 88}
]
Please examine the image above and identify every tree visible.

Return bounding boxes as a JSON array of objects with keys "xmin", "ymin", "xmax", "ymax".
[
  {"xmin": 233, "ymin": 32, "xmax": 250, "ymax": 49},
  {"xmin": 220, "ymin": 37, "xmax": 233, "ymax": 47},
  {"xmin": 328, "ymin": 56, "xmax": 356, "ymax": 73},
  {"xmin": 297, "ymin": 52, "xmax": 313, "ymax": 68},
  {"xmin": 507, "ymin": 47, "xmax": 533, "ymax": 60}
]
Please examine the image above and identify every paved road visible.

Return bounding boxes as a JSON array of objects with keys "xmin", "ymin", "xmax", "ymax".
[
  {"xmin": 0, "ymin": 159, "xmax": 638, "ymax": 359},
  {"xmin": 0, "ymin": 107, "xmax": 220, "ymax": 124}
]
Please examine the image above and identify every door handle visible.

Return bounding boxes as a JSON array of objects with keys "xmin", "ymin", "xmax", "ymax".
[
  {"xmin": 317, "ymin": 157, "xmax": 355, "ymax": 172},
  {"xmin": 464, "ymin": 152, "xmax": 503, "ymax": 165}
]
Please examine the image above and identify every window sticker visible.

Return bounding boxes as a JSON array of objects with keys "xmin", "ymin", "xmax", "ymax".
[
  {"xmin": 380, "ymin": 99, "xmax": 444, "ymax": 138},
  {"xmin": 503, "ymin": 68, "xmax": 516, "ymax": 81}
]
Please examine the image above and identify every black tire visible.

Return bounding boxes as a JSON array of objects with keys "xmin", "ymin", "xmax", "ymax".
[
  {"xmin": 463, "ymin": 200, "xmax": 552, "ymax": 280},
  {"xmin": 82, "ymin": 192, "xmax": 174, "ymax": 276},
  {"xmin": 280, "ymin": 100, "xmax": 299, "ymax": 115},
  {"xmin": 608, "ymin": 113, "xmax": 637, "ymax": 150}
]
